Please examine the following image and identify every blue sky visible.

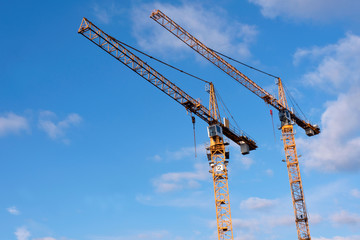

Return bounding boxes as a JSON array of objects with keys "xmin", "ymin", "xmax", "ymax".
[{"xmin": 1, "ymin": 0, "xmax": 360, "ymax": 240}]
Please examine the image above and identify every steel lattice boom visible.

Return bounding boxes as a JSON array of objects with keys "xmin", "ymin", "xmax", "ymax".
[
  {"xmin": 78, "ymin": 17, "xmax": 257, "ymax": 150},
  {"xmin": 150, "ymin": 9, "xmax": 320, "ymax": 137}
]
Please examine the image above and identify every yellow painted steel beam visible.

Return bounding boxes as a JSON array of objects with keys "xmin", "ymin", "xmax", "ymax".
[
  {"xmin": 78, "ymin": 17, "xmax": 257, "ymax": 150},
  {"xmin": 149, "ymin": 10, "xmax": 320, "ymax": 136},
  {"xmin": 281, "ymin": 125, "xmax": 311, "ymax": 240}
]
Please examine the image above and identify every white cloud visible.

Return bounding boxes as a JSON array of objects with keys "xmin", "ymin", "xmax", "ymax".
[
  {"xmin": 330, "ymin": 210, "xmax": 360, "ymax": 226},
  {"xmin": 90, "ymin": 230, "xmax": 171, "ymax": 240},
  {"xmin": 295, "ymin": 34, "xmax": 360, "ymax": 172},
  {"xmin": 240, "ymin": 197, "xmax": 277, "ymax": 210},
  {"xmin": 228, "ymin": 215, "xmax": 293, "ymax": 233},
  {"xmin": 295, "ymin": 33, "xmax": 360, "ymax": 91},
  {"xmin": 131, "ymin": 2, "xmax": 258, "ymax": 59},
  {"xmin": 0, "ymin": 112, "xmax": 28, "ymax": 136},
  {"xmin": 248, "ymin": 0, "xmax": 360, "ymax": 21},
  {"xmin": 268, "ymin": 215, "xmax": 294, "ymax": 227},
  {"xmin": 151, "ymin": 145, "xmax": 205, "ymax": 162},
  {"xmin": 351, "ymin": 189, "xmax": 360, "ymax": 199},
  {"xmin": 232, "ymin": 218, "xmax": 260, "ymax": 230},
  {"xmin": 265, "ymin": 169, "xmax": 274, "ymax": 177},
  {"xmin": 239, "ymin": 156, "xmax": 254, "ymax": 170},
  {"xmin": 309, "ymin": 213, "xmax": 323, "ymax": 224},
  {"xmin": 299, "ymin": 90, "xmax": 360, "ymax": 171},
  {"xmin": 235, "ymin": 233, "xmax": 257, "ymax": 240},
  {"xmin": 33, "ymin": 238, "xmax": 56, "ymax": 240},
  {"xmin": 7, "ymin": 206, "xmax": 20, "ymax": 215},
  {"xmin": 91, "ymin": 3, "xmax": 124, "ymax": 24},
  {"xmin": 152, "ymin": 163, "xmax": 208, "ymax": 192},
  {"xmin": 15, "ymin": 227, "xmax": 30, "ymax": 240},
  {"xmin": 150, "ymin": 154, "xmax": 162, "ymax": 162},
  {"xmin": 136, "ymin": 191, "xmax": 212, "ymax": 208},
  {"xmin": 313, "ymin": 236, "xmax": 360, "ymax": 240},
  {"xmin": 229, "ymin": 143, "xmax": 255, "ymax": 170},
  {"xmin": 38, "ymin": 111, "xmax": 82, "ymax": 141}
]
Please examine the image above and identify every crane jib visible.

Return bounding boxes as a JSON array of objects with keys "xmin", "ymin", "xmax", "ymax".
[
  {"xmin": 78, "ymin": 17, "xmax": 257, "ymax": 151},
  {"xmin": 150, "ymin": 9, "xmax": 320, "ymax": 136}
]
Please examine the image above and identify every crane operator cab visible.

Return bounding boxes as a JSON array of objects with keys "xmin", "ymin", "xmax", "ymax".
[
  {"xmin": 279, "ymin": 109, "xmax": 292, "ymax": 127},
  {"xmin": 207, "ymin": 124, "xmax": 223, "ymax": 139}
]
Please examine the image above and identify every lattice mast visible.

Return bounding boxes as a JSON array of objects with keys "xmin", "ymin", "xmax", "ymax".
[
  {"xmin": 150, "ymin": 10, "xmax": 317, "ymax": 240},
  {"xmin": 78, "ymin": 18, "xmax": 257, "ymax": 240},
  {"xmin": 278, "ymin": 79, "xmax": 311, "ymax": 240},
  {"xmin": 207, "ymin": 83, "xmax": 234, "ymax": 240}
]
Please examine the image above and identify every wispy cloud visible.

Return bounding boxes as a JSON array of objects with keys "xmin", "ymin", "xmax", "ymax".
[
  {"xmin": 313, "ymin": 236, "xmax": 360, "ymax": 240},
  {"xmin": 249, "ymin": 0, "xmax": 360, "ymax": 22},
  {"xmin": 309, "ymin": 213, "xmax": 323, "ymax": 224},
  {"xmin": 240, "ymin": 197, "xmax": 277, "ymax": 210},
  {"xmin": 7, "ymin": 206, "xmax": 20, "ymax": 215},
  {"xmin": 91, "ymin": 2, "xmax": 124, "ymax": 24},
  {"xmin": 295, "ymin": 33, "xmax": 360, "ymax": 172},
  {"xmin": 0, "ymin": 112, "xmax": 28, "ymax": 137},
  {"xmin": 152, "ymin": 163, "xmax": 208, "ymax": 193},
  {"xmin": 149, "ymin": 145, "xmax": 205, "ymax": 162},
  {"xmin": 330, "ymin": 210, "xmax": 360, "ymax": 226},
  {"xmin": 351, "ymin": 189, "xmax": 360, "ymax": 199},
  {"xmin": 89, "ymin": 230, "xmax": 171, "ymax": 240},
  {"xmin": 264, "ymin": 169, "xmax": 274, "ymax": 177},
  {"xmin": 295, "ymin": 33, "xmax": 360, "ymax": 92},
  {"xmin": 33, "ymin": 238, "xmax": 56, "ymax": 240},
  {"xmin": 15, "ymin": 227, "xmax": 30, "ymax": 240},
  {"xmin": 131, "ymin": 2, "xmax": 258, "ymax": 59},
  {"xmin": 38, "ymin": 111, "xmax": 82, "ymax": 143},
  {"xmin": 214, "ymin": 214, "xmax": 293, "ymax": 235},
  {"xmin": 136, "ymin": 191, "xmax": 212, "ymax": 208}
]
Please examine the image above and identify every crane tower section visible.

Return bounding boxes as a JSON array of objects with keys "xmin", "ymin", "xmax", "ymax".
[
  {"xmin": 278, "ymin": 79, "xmax": 310, "ymax": 240},
  {"xmin": 207, "ymin": 83, "xmax": 233, "ymax": 240}
]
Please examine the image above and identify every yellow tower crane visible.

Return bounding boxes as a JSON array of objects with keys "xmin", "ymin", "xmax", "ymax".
[
  {"xmin": 78, "ymin": 17, "xmax": 257, "ymax": 240},
  {"xmin": 150, "ymin": 9, "xmax": 320, "ymax": 240}
]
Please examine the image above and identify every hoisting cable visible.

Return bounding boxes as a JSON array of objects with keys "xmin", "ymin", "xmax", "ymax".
[
  {"xmin": 208, "ymin": 48, "xmax": 280, "ymax": 79},
  {"xmin": 110, "ymin": 37, "xmax": 210, "ymax": 84},
  {"xmin": 215, "ymin": 87, "xmax": 252, "ymax": 138},
  {"xmin": 269, "ymin": 108, "xmax": 276, "ymax": 143},
  {"xmin": 210, "ymin": 47, "xmax": 310, "ymax": 123},
  {"xmin": 191, "ymin": 115, "xmax": 197, "ymax": 159},
  {"xmin": 215, "ymin": 90, "xmax": 239, "ymax": 129},
  {"xmin": 282, "ymin": 82, "xmax": 308, "ymax": 121}
]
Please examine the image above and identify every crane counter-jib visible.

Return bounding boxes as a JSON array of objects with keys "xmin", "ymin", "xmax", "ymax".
[{"xmin": 77, "ymin": 17, "xmax": 257, "ymax": 151}]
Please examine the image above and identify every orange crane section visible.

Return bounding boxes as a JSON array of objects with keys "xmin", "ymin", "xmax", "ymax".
[
  {"xmin": 150, "ymin": 10, "xmax": 319, "ymax": 137},
  {"xmin": 150, "ymin": 9, "xmax": 318, "ymax": 240},
  {"xmin": 78, "ymin": 17, "xmax": 257, "ymax": 240}
]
